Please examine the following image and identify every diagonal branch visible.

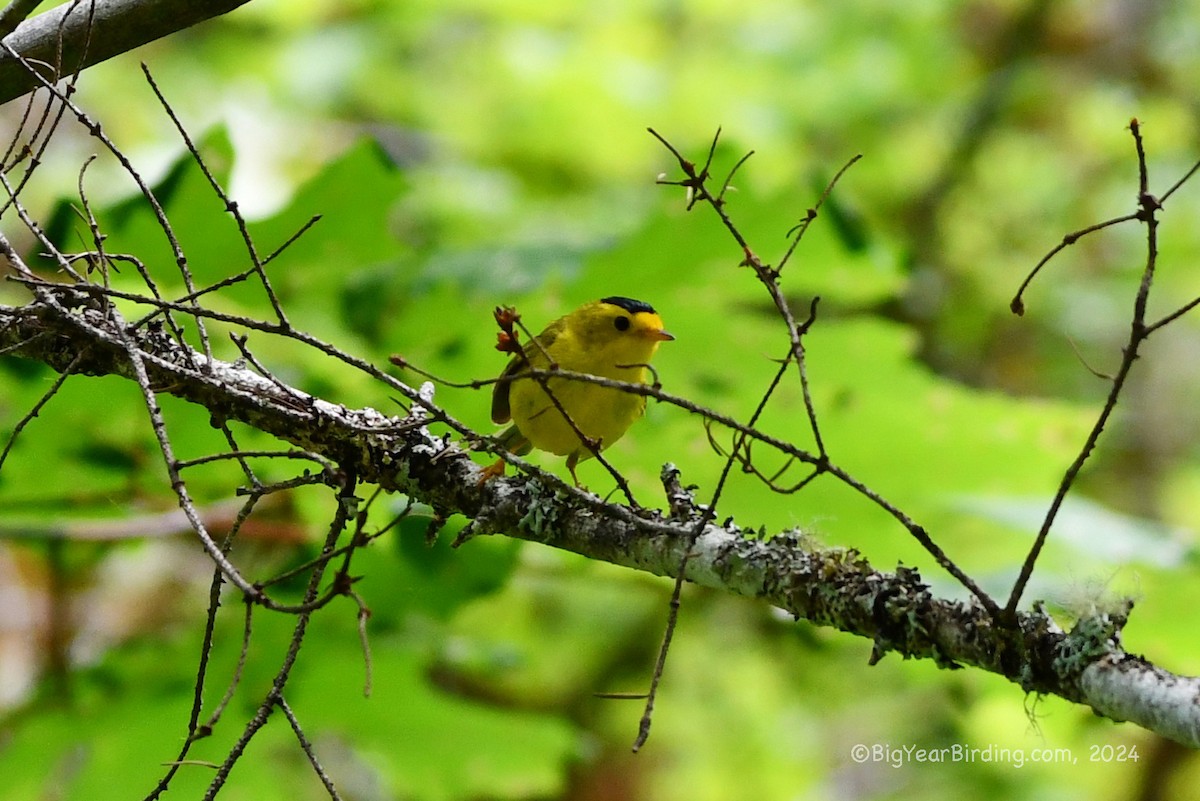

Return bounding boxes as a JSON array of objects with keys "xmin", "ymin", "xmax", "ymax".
[
  {"xmin": 3, "ymin": 289, "xmax": 1198, "ymax": 748},
  {"xmin": 0, "ymin": 0, "xmax": 252, "ymax": 105}
]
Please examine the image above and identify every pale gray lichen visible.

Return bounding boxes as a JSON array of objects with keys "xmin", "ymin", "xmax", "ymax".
[
  {"xmin": 517, "ymin": 478, "xmax": 562, "ymax": 539},
  {"xmin": 1056, "ymin": 606, "xmax": 1128, "ymax": 675},
  {"xmin": 409, "ymin": 383, "xmax": 450, "ymax": 458}
]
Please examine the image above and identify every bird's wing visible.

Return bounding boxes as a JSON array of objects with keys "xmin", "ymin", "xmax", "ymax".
[
  {"xmin": 490, "ymin": 320, "xmax": 564, "ymax": 424},
  {"xmin": 490, "ymin": 356, "xmax": 519, "ymax": 424}
]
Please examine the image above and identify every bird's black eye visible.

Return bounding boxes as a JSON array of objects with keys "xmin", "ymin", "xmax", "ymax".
[{"xmin": 614, "ymin": 315, "xmax": 631, "ymax": 331}]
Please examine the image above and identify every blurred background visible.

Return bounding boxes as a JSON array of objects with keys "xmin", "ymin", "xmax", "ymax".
[{"xmin": 3, "ymin": 0, "xmax": 1200, "ymax": 798}]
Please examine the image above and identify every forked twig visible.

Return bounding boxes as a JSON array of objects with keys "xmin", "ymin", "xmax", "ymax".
[
  {"xmin": 140, "ymin": 63, "xmax": 292, "ymax": 329},
  {"xmin": 631, "ymin": 135, "xmax": 984, "ymax": 751},
  {"xmin": 647, "ymin": 128, "xmax": 996, "ymax": 611},
  {"xmin": 1003, "ymin": 119, "xmax": 1200, "ymax": 617}
]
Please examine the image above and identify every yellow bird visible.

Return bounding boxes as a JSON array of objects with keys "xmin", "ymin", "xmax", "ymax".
[{"xmin": 490, "ymin": 296, "xmax": 674, "ymax": 485}]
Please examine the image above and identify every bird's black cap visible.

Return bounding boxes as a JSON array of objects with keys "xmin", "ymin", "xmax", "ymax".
[{"xmin": 600, "ymin": 296, "xmax": 656, "ymax": 315}]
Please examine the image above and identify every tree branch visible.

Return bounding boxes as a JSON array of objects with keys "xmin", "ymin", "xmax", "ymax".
[
  {"xmin": 3, "ymin": 289, "xmax": 1198, "ymax": 748},
  {"xmin": 0, "ymin": 0, "xmax": 251, "ymax": 105}
]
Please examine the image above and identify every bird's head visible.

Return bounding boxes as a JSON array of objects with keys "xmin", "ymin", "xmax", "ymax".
[{"xmin": 568, "ymin": 296, "xmax": 674, "ymax": 362}]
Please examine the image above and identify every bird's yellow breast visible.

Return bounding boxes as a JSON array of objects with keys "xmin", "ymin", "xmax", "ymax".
[
  {"xmin": 509, "ymin": 314, "xmax": 662, "ymax": 458},
  {"xmin": 509, "ymin": 362, "xmax": 649, "ymax": 458}
]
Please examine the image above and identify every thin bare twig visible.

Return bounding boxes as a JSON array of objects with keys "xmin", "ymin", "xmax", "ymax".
[
  {"xmin": 1004, "ymin": 119, "xmax": 1172, "ymax": 617},
  {"xmin": 202, "ymin": 472, "xmax": 358, "ymax": 800},
  {"xmin": 278, "ymin": 696, "xmax": 343, "ymax": 800},
  {"xmin": 2, "ymin": 39, "xmax": 209, "ymax": 358},
  {"xmin": 647, "ymin": 129, "xmax": 997, "ymax": 617},
  {"xmin": 140, "ymin": 63, "xmax": 292, "ymax": 329},
  {"xmin": 0, "ymin": 350, "xmax": 82, "ymax": 471},
  {"xmin": 636, "ymin": 145, "xmax": 881, "ymax": 746},
  {"xmin": 1009, "ymin": 214, "xmax": 1137, "ymax": 317}
]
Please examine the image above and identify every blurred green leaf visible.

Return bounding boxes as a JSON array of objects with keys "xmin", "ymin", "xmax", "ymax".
[{"xmin": 960, "ymin": 495, "xmax": 1194, "ymax": 571}]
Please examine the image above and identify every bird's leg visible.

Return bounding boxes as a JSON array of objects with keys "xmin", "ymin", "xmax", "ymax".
[
  {"xmin": 567, "ymin": 437, "xmax": 604, "ymax": 489},
  {"xmin": 566, "ymin": 451, "xmax": 590, "ymax": 489}
]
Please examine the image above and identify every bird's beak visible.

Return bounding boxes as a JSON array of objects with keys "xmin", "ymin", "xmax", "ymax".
[{"xmin": 636, "ymin": 313, "xmax": 674, "ymax": 341}]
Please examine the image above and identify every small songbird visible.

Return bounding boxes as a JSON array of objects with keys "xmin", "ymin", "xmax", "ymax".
[{"xmin": 490, "ymin": 296, "xmax": 674, "ymax": 485}]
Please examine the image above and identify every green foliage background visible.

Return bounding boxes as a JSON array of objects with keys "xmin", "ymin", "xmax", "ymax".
[{"xmin": 3, "ymin": 0, "xmax": 1200, "ymax": 799}]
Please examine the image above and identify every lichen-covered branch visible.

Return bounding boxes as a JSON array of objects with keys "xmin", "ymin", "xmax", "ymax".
[{"xmin": 1, "ymin": 291, "xmax": 1198, "ymax": 748}]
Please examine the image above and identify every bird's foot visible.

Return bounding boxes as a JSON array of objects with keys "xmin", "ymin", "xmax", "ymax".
[{"xmin": 477, "ymin": 458, "xmax": 506, "ymax": 485}]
